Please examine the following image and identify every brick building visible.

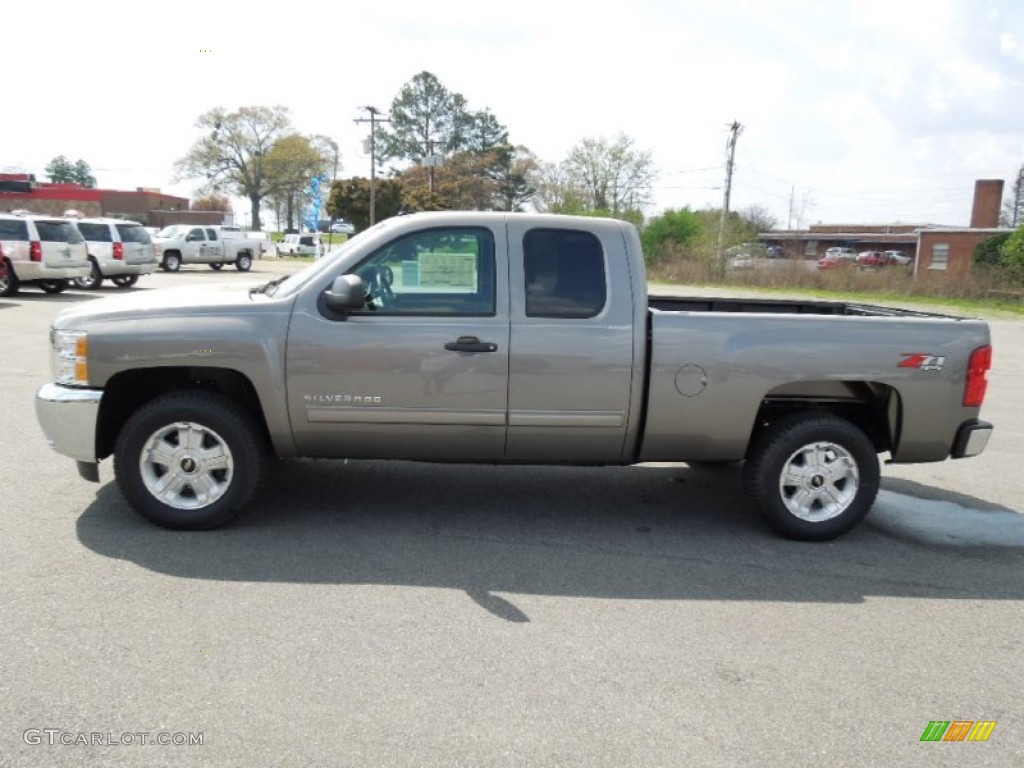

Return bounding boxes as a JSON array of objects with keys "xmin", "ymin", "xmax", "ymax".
[
  {"xmin": 762, "ymin": 179, "xmax": 1013, "ymax": 277},
  {"xmin": 0, "ymin": 174, "xmax": 231, "ymax": 227}
]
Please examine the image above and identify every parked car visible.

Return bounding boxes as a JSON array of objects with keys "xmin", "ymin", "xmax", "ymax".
[
  {"xmin": 818, "ymin": 247, "xmax": 857, "ymax": 270},
  {"xmin": 884, "ymin": 250, "xmax": 913, "ymax": 266},
  {"xmin": 855, "ymin": 250, "xmax": 887, "ymax": 268},
  {"xmin": 152, "ymin": 225, "xmax": 260, "ymax": 272},
  {"xmin": 0, "ymin": 211, "xmax": 90, "ymax": 296},
  {"xmin": 330, "ymin": 220, "xmax": 355, "ymax": 235},
  {"xmin": 71, "ymin": 218, "xmax": 157, "ymax": 289},
  {"xmin": 278, "ymin": 233, "xmax": 324, "ymax": 257}
]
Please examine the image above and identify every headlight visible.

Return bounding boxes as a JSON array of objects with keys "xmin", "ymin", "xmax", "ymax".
[{"xmin": 52, "ymin": 330, "xmax": 89, "ymax": 386}]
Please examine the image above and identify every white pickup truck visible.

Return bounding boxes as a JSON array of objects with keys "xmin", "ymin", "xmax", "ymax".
[{"xmin": 152, "ymin": 225, "xmax": 260, "ymax": 272}]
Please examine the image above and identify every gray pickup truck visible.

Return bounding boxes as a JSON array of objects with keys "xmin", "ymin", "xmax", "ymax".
[{"xmin": 35, "ymin": 212, "xmax": 994, "ymax": 540}]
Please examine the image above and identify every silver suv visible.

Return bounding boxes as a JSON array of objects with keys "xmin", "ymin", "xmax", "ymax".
[
  {"xmin": 72, "ymin": 218, "xmax": 157, "ymax": 289},
  {"xmin": 0, "ymin": 212, "xmax": 90, "ymax": 296}
]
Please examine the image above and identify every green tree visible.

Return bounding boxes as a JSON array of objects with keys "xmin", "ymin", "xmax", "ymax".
[
  {"xmin": 559, "ymin": 133, "xmax": 656, "ymax": 216},
  {"xmin": 262, "ymin": 133, "xmax": 332, "ymax": 230},
  {"xmin": 45, "ymin": 155, "xmax": 96, "ymax": 187},
  {"xmin": 174, "ymin": 105, "xmax": 291, "ymax": 230},
  {"xmin": 973, "ymin": 233, "xmax": 1011, "ymax": 266},
  {"xmin": 326, "ymin": 177, "xmax": 404, "ymax": 232},
  {"xmin": 1002, "ymin": 226, "xmax": 1024, "ymax": 269},
  {"xmin": 379, "ymin": 71, "xmax": 465, "ymax": 164},
  {"xmin": 377, "ymin": 72, "xmax": 534, "ymax": 211},
  {"xmin": 642, "ymin": 209, "xmax": 703, "ymax": 262}
]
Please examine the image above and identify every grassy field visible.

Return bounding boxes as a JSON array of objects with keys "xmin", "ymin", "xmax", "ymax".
[{"xmin": 648, "ymin": 259, "xmax": 1024, "ymax": 318}]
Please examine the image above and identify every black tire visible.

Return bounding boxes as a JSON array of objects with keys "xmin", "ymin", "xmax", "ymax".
[
  {"xmin": 210, "ymin": 263, "xmax": 224, "ymax": 270},
  {"xmin": 235, "ymin": 253, "xmax": 252, "ymax": 272},
  {"xmin": 112, "ymin": 275, "xmax": 138, "ymax": 288},
  {"xmin": 162, "ymin": 252, "xmax": 181, "ymax": 272},
  {"xmin": 743, "ymin": 412, "xmax": 879, "ymax": 541},
  {"xmin": 0, "ymin": 258, "xmax": 19, "ymax": 297},
  {"xmin": 74, "ymin": 259, "xmax": 104, "ymax": 290},
  {"xmin": 113, "ymin": 391, "xmax": 267, "ymax": 530},
  {"xmin": 39, "ymin": 279, "xmax": 68, "ymax": 294}
]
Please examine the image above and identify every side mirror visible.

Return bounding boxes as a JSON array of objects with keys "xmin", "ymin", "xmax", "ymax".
[{"xmin": 323, "ymin": 274, "xmax": 366, "ymax": 313}]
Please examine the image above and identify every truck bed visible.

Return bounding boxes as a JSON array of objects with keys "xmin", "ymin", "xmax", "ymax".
[{"xmin": 648, "ymin": 294, "xmax": 957, "ymax": 319}]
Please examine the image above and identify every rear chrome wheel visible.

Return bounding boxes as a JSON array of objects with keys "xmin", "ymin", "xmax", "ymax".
[{"xmin": 744, "ymin": 413, "xmax": 879, "ymax": 541}]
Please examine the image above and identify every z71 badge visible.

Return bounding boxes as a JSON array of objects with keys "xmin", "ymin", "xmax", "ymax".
[{"xmin": 899, "ymin": 353, "xmax": 946, "ymax": 371}]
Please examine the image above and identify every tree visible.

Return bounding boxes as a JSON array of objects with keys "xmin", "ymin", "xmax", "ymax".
[
  {"xmin": 45, "ymin": 155, "xmax": 96, "ymax": 187},
  {"xmin": 1002, "ymin": 165, "xmax": 1023, "ymax": 228},
  {"xmin": 1002, "ymin": 226, "xmax": 1024, "ymax": 270},
  {"xmin": 191, "ymin": 192, "xmax": 232, "ymax": 212},
  {"xmin": 559, "ymin": 133, "xmax": 656, "ymax": 216},
  {"xmin": 379, "ymin": 71, "xmax": 467, "ymax": 165},
  {"xmin": 739, "ymin": 204, "xmax": 779, "ymax": 234},
  {"xmin": 377, "ymin": 72, "xmax": 535, "ymax": 211},
  {"xmin": 262, "ymin": 133, "xmax": 332, "ymax": 230},
  {"xmin": 326, "ymin": 177, "xmax": 405, "ymax": 232},
  {"xmin": 174, "ymin": 105, "xmax": 292, "ymax": 230},
  {"xmin": 642, "ymin": 209, "xmax": 703, "ymax": 262}
]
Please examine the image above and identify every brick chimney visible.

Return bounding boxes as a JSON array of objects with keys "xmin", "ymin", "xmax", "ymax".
[{"xmin": 970, "ymin": 179, "xmax": 1004, "ymax": 228}]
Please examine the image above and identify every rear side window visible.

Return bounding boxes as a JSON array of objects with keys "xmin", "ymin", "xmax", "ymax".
[
  {"xmin": 0, "ymin": 219, "xmax": 29, "ymax": 240},
  {"xmin": 205, "ymin": 228, "xmax": 219, "ymax": 241},
  {"xmin": 77, "ymin": 223, "xmax": 113, "ymax": 241},
  {"xmin": 35, "ymin": 221, "xmax": 84, "ymax": 243},
  {"xmin": 116, "ymin": 224, "xmax": 151, "ymax": 244},
  {"xmin": 523, "ymin": 229, "xmax": 606, "ymax": 318}
]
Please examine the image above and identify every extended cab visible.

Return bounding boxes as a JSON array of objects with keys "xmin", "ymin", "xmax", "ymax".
[
  {"xmin": 35, "ymin": 212, "xmax": 994, "ymax": 540},
  {"xmin": 152, "ymin": 225, "xmax": 259, "ymax": 272}
]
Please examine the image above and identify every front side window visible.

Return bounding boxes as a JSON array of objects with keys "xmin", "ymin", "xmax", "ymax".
[
  {"xmin": 187, "ymin": 228, "xmax": 204, "ymax": 241},
  {"xmin": 523, "ymin": 228, "xmax": 606, "ymax": 318},
  {"xmin": 351, "ymin": 227, "xmax": 495, "ymax": 316}
]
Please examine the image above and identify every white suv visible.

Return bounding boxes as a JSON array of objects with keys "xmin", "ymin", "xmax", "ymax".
[
  {"xmin": 0, "ymin": 212, "xmax": 90, "ymax": 296},
  {"xmin": 278, "ymin": 233, "xmax": 323, "ymax": 257},
  {"xmin": 72, "ymin": 218, "xmax": 157, "ymax": 289}
]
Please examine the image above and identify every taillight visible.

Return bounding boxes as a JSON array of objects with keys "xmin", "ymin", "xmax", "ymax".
[
  {"xmin": 963, "ymin": 344, "xmax": 992, "ymax": 407},
  {"xmin": 30, "ymin": 241, "xmax": 42, "ymax": 262},
  {"xmin": 113, "ymin": 242, "xmax": 124, "ymax": 260}
]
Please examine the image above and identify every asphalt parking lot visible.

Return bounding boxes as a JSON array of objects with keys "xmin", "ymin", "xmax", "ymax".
[{"xmin": 2, "ymin": 262, "xmax": 1022, "ymax": 767}]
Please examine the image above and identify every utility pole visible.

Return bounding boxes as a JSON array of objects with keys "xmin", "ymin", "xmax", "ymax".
[
  {"xmin": 354, "ymin": 106, "xmax": 390, "ymax": 225},
  {"xmin": 715, "ymin": 120, "xmax": 743, "ymax": 274},
  {"xmin": 787, "ymin": 186, "xmax": 795, "ymax": 230}
]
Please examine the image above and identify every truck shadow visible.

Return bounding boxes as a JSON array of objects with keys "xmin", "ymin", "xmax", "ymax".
[{"xmin": 75, "ymin": 461, "xmax": 1024, "ymax": 621}]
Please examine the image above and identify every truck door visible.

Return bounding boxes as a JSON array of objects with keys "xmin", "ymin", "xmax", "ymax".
[
  {"xmin": 504, "ymin": 221, "xmax": 638, "ymax": 461},
  {"xmin": 205, "ymin": 228, "xmax": 224, "ymax": 263},
  {"xmin": 185, "ymin": 227, "xmax": 205, "ymax": 261},
  {"xmin": 286, "ymin": 225, "xmax": 510, "ymax": 460}
]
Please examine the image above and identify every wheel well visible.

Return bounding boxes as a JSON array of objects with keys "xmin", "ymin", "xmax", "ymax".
[
  {"xmin": 748, "ymin": 380, "xmax": 900, "ymax": 456},
  {"xmin": 96, "ymin": 367, "xmax": 271, "ymax": 460}
]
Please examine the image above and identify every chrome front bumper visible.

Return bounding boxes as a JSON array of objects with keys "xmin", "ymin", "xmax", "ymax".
[{"xmin": 35, "ymin": 383, "xmax": 102, "ymax": 464}]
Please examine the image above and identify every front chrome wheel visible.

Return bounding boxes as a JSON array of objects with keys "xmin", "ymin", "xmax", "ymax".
[{"xmin": 139, "ymin": 421, "xmax": 234, "ymax": 510}]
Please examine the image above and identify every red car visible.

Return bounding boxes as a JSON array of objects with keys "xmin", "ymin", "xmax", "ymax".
[
  {"xmin": 0, "ymin": 244, "xmax": 8, "ymax": 293},
  {"xmin": 855, "ymin": 250, "xmax": 888, "ymax": 268}
]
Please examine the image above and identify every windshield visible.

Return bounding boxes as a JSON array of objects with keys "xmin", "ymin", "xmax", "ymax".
[{"xmin": 155, "ymin": 226, "xmax": 187, "ymax": 238}]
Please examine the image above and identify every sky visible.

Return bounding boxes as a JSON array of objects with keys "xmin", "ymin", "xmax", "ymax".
[{"xmin": 4, "ymin": 0, "xmax": 1023, "ymax": 229}]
